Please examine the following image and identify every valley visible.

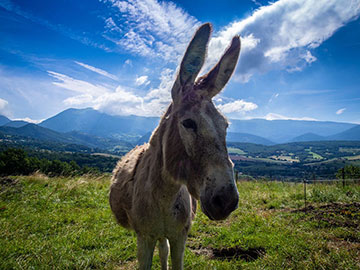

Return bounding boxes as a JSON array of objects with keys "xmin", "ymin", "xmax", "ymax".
[{"xmin": 1, "ymin": 108, "xmax": 360, "ymax": 180}]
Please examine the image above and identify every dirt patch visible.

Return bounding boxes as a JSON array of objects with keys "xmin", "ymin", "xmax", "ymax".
[
  {"xmin": 328, "ymin": 238, "xmax": 360, "ymax": 251},
  {"xmin": 294, "ymin": 202, "xmax": 360, "ymax": 229},
  {"xmin": 190, "ymin": 245, "xmax": 265, "ymax": 262},
  {"xmin": 0, "ymin": 177, "xmax": 17, "ymax": 186},
  {"xmin": 0, "ymin": 177, "xmax": 20, "ymax": 192}
]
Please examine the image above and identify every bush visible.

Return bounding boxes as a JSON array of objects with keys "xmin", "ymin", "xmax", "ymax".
[
  {"xmin": 336, "ymin": 165, "xmax": 360, "ymax": 180},
  {"xmin": 0, "ymin": 148, "xmax": 32, "ymax": 175}
]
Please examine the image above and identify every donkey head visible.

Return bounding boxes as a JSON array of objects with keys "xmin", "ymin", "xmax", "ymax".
[{"xmin": 163, "ymin": 23, "xmax": 240, "ymax": 220}]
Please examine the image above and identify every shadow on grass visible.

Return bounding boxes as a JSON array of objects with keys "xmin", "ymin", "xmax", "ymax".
[
  {"xmin": 212, "ymin": 246, "xmax": 266, "ymax": 262},
  {"xmin": 190, "ymin": 245, "xmax": 266, "ymax": 262}
]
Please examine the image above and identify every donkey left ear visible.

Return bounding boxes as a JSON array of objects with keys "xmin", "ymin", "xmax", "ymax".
[
  {"xmin": 171, "ymin": 23, "xmax": 212, "ymax": 103},
  {"xmin": 197, "ymin": 36, "xmax": 241, "ymax": 98}
]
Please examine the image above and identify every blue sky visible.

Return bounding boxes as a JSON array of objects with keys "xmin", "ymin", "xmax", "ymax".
[{"xmin": 0, "ymin": 0, "xmax": 360, "ymax": 124}]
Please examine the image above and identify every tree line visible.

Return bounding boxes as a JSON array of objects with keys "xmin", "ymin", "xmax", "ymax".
[{"xmin": 0, "ymin": 148, "xmax": 103, "ymax": 177}]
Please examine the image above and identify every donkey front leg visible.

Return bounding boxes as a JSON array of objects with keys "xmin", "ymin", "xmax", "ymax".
[
  {"xmin": 158, "ymin": 238, "xmax": 169, "ymax": 270},
  {"xmin": 137, "ymin": 234, "xmax": 157, "ymax": 270},
  {"xmin": 169, "ymin": 232, "xmax": 187, "ymax": 270}
]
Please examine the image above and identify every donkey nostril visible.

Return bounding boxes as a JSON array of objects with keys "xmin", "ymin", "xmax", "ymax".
[{"xmin": 212, "ymin": 195, "xmax": 225, "ymax": 209}]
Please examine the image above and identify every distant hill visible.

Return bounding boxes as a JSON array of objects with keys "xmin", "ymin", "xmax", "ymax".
[
  {"xmin": 290, "ymin": 132, "xmax": 326, "ymax": 142},
  {"xmin": 228, "ymin": 119, "xmax": 355, "ymax": 143},
  {"xmin": 3, "ymin": 120, "xmax": 29, "ymax": 128},
  {"xmin": 290, "ymin": 126, "xmax": 360, "ymax": 142},
  {"xmin": 136, "ymin": 131, "xmax": 152, "ymax": 145},
  {"xmin": 39, "ymin": 108, "xmax": 159, "ymax": 142},
  {"xmin": 0, "ymin": 124, "xmax": 71, "ymax": 143},
  {"xmin": 328, "ymin": 125, "xmax": 360, "ymax": 141},
  {"xmin": 227, "ymin": 132, "xmax": 274, "ymax": 145},
  {"xmin": 0, "ymin": 124, "xmax": 133, "ymax": 151},
  {"xmin": 0, "ymin": 115, "xmax": 10, "ymax": 126},
  {"xmin": 32, "ymin": 108, "xmax": 359, "ymax": 144}
]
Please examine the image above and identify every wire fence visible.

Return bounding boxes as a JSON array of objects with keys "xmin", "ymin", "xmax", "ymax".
[{"xmin": 302, "ymin": 178, "xmax": 360, "ymax": 210}]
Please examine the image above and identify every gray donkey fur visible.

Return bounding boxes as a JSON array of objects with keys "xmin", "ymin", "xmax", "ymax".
[{"xmin": 110, "ymin": 23, "xmax": 241, "ymax": 270}]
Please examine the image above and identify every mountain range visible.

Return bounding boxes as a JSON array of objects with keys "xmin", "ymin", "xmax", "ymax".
[
  {"xmin": 1, "ymin": 108, "xmax": 360, "ymax": 150},
  {"xmin": 39, "ymin": 108, "xmax": 159, "ymax": 143}
]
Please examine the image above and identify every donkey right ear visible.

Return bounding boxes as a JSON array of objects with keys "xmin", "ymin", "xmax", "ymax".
[{"xmin": 171, "ymin": 23, "xmax": 212, "ymax": 102}]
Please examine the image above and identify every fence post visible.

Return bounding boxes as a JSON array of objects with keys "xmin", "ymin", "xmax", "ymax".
[
  {"xmin": 341, "ymin": 168, "xmax": 345, "ymax": 188},
  {"xmin": 303, "ymin": 180, "xmax": 307, "ymax": 210}
]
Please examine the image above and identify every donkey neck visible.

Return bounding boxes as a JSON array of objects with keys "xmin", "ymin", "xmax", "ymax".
[{"xmin": 144, "ymin": 113, "xmax": 183, "ymax": 200}]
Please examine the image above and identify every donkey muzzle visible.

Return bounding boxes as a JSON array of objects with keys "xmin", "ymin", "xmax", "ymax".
[{"xmin": 200, "ymin": 184, "xmax": 239, "ymax": 220}]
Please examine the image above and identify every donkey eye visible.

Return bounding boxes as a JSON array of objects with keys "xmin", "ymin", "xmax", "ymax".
[{"xmin": 182, "ymin": 119, "xmax": 197, "ymax": 132}]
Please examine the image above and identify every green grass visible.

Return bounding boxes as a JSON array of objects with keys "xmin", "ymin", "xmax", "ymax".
[
  {"xmin": 1, "ymin": 175, "xmax": 359, "ymax": 269},
  {"xmin": 305, "ymin": 148, "xmax": 324, "ymax": 160},
  {"xmin": 227, "ymin": 147, "xmax": 246, "ymax": 155}
]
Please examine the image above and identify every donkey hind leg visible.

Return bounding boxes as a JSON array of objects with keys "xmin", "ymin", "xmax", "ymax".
[
  {"xmin": 158, "ymin": 238, "xmax": 169, "ymax": 270},
  {"xmin": 169, "ymin": 233, "xmax": 187, "ymax": 270},
  {"xmin": 137, "ymin": 235, "xmax": 157, "ymax": 270}
]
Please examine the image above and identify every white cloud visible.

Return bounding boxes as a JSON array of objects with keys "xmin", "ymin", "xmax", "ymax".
[
  {"xmin": 264, "ymin": 112, "xmax": 316, "ymax": 121},
  {"xmin": 101, "ymin": 0, "xmax": 200, "ymax": 62},
  {"xmin": 135, "ymin": 75, "xmax": 150, "ymax": 86},
  {"xmin": 53, "ymin": 68, "xmax": 175, "ymax": 117},
  {"xmin": 74, "ymin": 61, "xmax": 118, "ymax": 81},
  {"xmin": 205, "ymin": 0, "xmax": 360, "ymax": 81},
  {"xmin": 124, "ymin": 59, "xmax": 132, "ymax": 66},
  {"xmin": 13, "ymin": 117, "xmax": 43, "ymax": 124},
  {"xmin": 251, "ymin": 0, "xmax": 262, "ymax": 7},
  {"xmin": 0, "ymin": 97, "xmax": 9, "ymax": 116},
  {"xmin": 217, "ymin": 100, "xmax": 258, "ymax": 114},
  {"xmin": 268, "ymin": 93, "xmax": 279, "ymax": 103},
  {"xmin": 302, "ymin": 51, "xmax": 317, "ymax": 64},
  {"xmin": 336, "ymin": 108, "xmax": 346, "ymax": 115}
]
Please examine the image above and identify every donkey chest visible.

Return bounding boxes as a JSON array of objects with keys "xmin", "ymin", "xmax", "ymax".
[{"xmin": 132, "ymin": 187, "xmax": 193, "ymax": 236}]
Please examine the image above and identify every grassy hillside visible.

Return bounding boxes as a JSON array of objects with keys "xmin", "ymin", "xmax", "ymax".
[{"xmin": 1, "ymin": 175, "xmax": 359, "ymax": 269}]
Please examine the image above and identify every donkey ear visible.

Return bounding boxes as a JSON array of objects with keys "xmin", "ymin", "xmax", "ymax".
[
  {"xmin": 172, "ymin": 23, "xmax": 212, "ymax": 102},
  {"xmin": 198, "ymin": 35, "xmax": 241, "ymax": 98}
]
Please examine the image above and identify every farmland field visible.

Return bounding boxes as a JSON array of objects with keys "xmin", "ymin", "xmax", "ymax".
[{"xmin": 1, "ymin": 175, "xmax": 359, "ymax": 269}]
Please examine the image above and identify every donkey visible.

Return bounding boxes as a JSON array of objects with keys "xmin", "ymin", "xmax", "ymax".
[{"xmin": 110, "ymin": 23, "xmax": 240, "ymax": 270}]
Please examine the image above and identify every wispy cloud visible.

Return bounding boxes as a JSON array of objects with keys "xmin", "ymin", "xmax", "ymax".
[
  {"xmin": 74, "ymin": 61, "xmax": 118, "ymax": 81},
  {"xmin": 124, "ymin": 59, "xmax": 132, "ymax": 66},
  {"xmin": 0, "ymin": 2, "xmax": 111, "ymax": 52},
  {"xmin": 251, "ymin": 0, "xmax": 262, "ymax": 7},
  {"xmin": 48, "ymin": 71, "xmax": 110, "ymax": 96},
  {"xmin": 268, "ymin": 93, "xmax": 279, "ymax": 103},
  {"xmin": 336, "ymin": 108, "xmax": 346, "ymax": 115},
  {"xmin": 264, "ymin": 112, "xmax": 317, "ymax": 121},
  {"xmin": 205, "ymin": 0, "xmax": 360, "ymax": 82},
  {"xmin": 101, "ymin": 0, "xmax": 200, "ymax": 62},
  {"xmin": 135, "ymin": 75, "xmax": 150, "ymax": 86},
  {"xmin": 284, "ymin": 89, "xmax": 335, "ymax": 96},
  {"xmin": 13, "ymin": 117, "xmax": 43, "ymax": 124}
]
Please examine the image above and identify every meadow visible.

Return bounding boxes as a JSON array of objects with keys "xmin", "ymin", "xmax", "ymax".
[{"xmin": 0, "ymin": 174, "xmax": 359, "ymax": 269}]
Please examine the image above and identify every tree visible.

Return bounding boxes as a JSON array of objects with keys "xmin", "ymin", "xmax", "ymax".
[
  {"xmin": 336, "ymin": 165, "xmax": 360, "ymax": 180},
  {"xmin": 0, "ymin": 148, "xmax": 31, "ymax": 175}
]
